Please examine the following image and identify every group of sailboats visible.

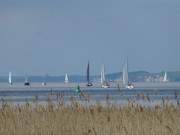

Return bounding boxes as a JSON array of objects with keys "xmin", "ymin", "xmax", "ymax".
[
  {"xmin": 85, "ymin": 61, "xmax": 110, "ymax": 88},
  {"xmin": 8, "ymin": 72, "xmax": 70, "ymax": 86},
  {"xmin": 8, "ymin": 72, "xmax": 32, "ymax": 86},
  {"xmin": 7, "ymin": 62, "xmax": 109, "ymax": 88},
  {"xmin": 8, "ymin": 72, "xmax": 30, "ymax": 86},
  {"xmin": 85, "ymin": 59, "xmax": 134, "ymax": 89},
  {"xmin": 64, "ymin": 61, "xmax": 108, "ymax": 88},
  {"xmin": 7, "ymin": 60, "xmax": 169, "ymax": 88}
]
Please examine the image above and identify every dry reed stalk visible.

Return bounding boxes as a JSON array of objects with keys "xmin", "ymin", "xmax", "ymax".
[{"xmin": 0, "ymin": 101, "xmax": 179, "ymax": 135}]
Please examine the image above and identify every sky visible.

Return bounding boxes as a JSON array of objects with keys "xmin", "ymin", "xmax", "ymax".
[{"xmin": 0, "ymin": 0, "xmax": 179, "ymax": 75}]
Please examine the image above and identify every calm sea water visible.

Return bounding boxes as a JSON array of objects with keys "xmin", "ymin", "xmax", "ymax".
[{"xmin": 0, "ymin": 88, "xmax": 180, "ymax": 106}]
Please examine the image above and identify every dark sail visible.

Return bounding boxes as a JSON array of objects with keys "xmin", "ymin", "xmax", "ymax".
[
  {"xmin": 87, "ymin": 61, "xmax": 90, "ymax": 83},
  {"xmin": 86, "ymin": 61, "xmax": 93, "ymax": 86}
]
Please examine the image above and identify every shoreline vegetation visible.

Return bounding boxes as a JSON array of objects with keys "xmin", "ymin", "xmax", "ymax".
[{"xmin": 0, "ymin": 98, "xmax": 180, "ymax": 135}]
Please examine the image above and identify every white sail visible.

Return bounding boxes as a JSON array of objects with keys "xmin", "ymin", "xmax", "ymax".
[
  {"xmin": 122, "ymin": 59, "xmax": 128, "ymax": 86},
  {"xmin": 65, "ymin": 73, "xmax": 69, "ymax": 83},
  {"xmin": 101, "ymin": 71, "xmax": 103, "ymax": 84},
  {"xmin": 101, "ymin": 65, "xmax": 105, "ymax": 84},
  {"xmin": 163, "ymin": 72, "xmax": 168, "ymax": 82},
  {"xmin": 100, "ymin": 65, "xmax": 110, "ymax": 88},
  {"xmin": 9, "ymin": 72, "xmax": 12, "ymax": 85}
]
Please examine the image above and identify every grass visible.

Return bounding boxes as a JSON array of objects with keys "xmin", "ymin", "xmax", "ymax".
[{"xmin": 0, "ymin": 100, "xmax": 179, "ymax": 135}]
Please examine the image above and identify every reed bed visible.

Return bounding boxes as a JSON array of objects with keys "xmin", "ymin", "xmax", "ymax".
[{"xmin": 0, "ymin": 101, "xmax": 179, "ymax": 135}]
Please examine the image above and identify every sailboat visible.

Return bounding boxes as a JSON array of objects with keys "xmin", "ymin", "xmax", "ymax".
[
  {"xmin": 65, "ymin": 73, "xmax": 69, "ymax": 83},
  {"xmin": 8, "ymin": 72, "xmax": 12, "ymax": 85},
  {"xmin": 86, "ymin": 61, "xmax": 93, "ymax": 86},
  {"xmin": 101, "ymin": 65, "xmax": 110, "ymax": 88},
  {"xmin": 122, "ymin": 60, "xmax": 128, "ymax": 87},
  {"xmin": 122, "ymin": 59, "xmax": 134, "ymax": 89},
  {"xmin": 24, "ymin": 75, "xmax": 30, "ymax": 86},
  {"xmin": 163, "ymin": 72, "xmax": 168, "ymax": 82}
]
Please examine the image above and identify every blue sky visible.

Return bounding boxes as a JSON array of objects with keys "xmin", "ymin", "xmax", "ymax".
[{"xmin": 0, "ymin": 0, "xmax": 179, "ymax": 75}]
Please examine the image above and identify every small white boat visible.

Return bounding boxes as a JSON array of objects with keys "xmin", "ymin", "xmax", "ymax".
[
  {"xmin": 42, "ymin": 82, "xmax": 46, "ymax": 86},
  {"xmin": 126, "ymin": 82, "xmax": 134, "ymax": 89},
  {"xmin": 102, "ymin": 82, "xmax": 110, "ymax": 88}
]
